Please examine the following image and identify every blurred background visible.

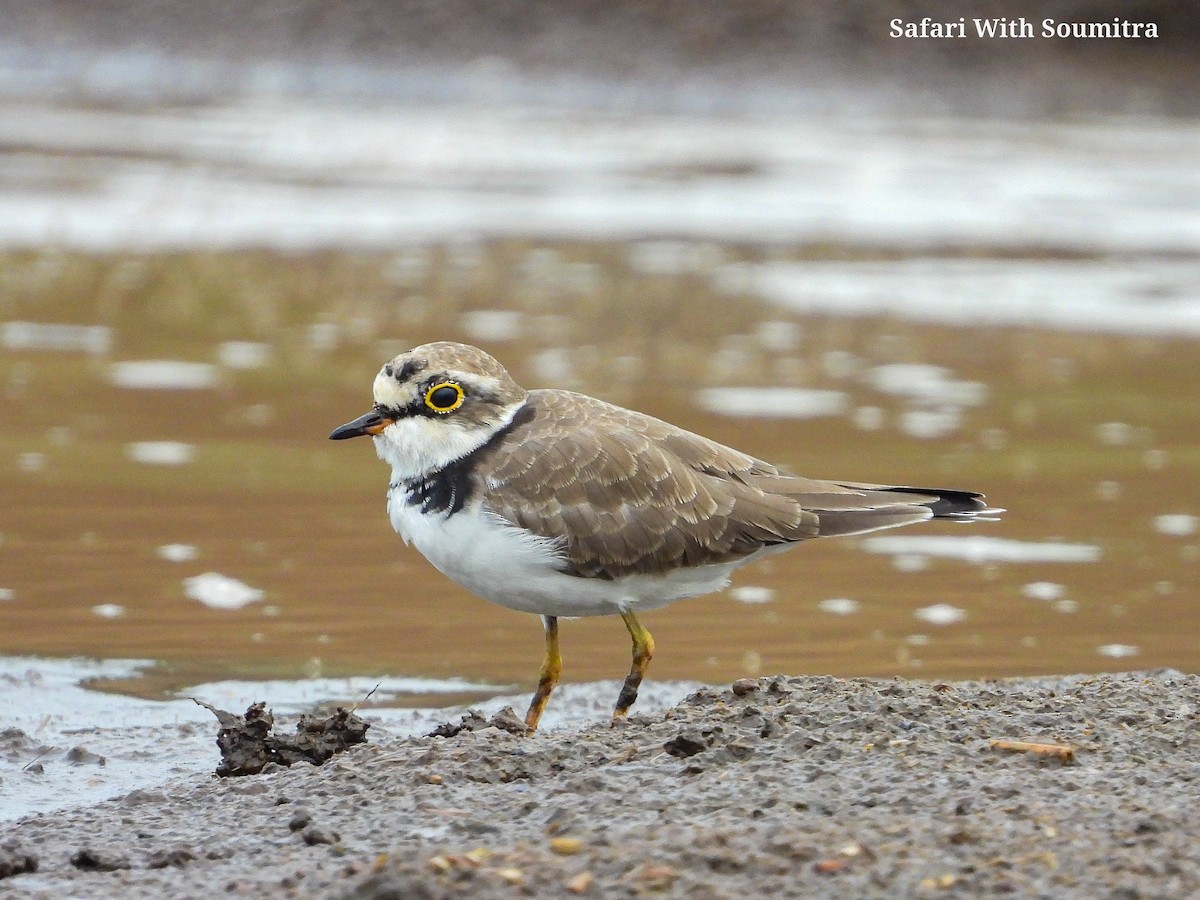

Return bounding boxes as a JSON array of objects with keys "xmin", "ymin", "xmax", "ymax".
[{"xmin": 1, "ymin": 1, "xmax": 1198, "ymax": 702}]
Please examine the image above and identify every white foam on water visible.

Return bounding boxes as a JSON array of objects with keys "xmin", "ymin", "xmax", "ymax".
[
  {"xmin": 217, "ymin": 340, "xmax": 272, "ymax": 370},
  {"xmin": 914, "ymin": 603, "xmax": 967, "ymax": 625},
  {"xmin": 866, "ymin": 363, "xmax": 987, "ymax": 407},
  {"xmin": 742, "ymin": 259, "xmax": 1200, "ymax": 338},
  {"xmin": 3, "ymin": 104, "xmax": 1198, "ymax": 261},
  {"xmin": 109, "ymin": 360, "xmax": 219, "ymax": 390},
  {"xmin": 126, "ymin": 441, "xmax": 195, "ymax": 465},
  {"xmin": 695, "ymin": 387, "xmax": 848, "ymax": 419},
  {"xmin": 817, "ymin": 597, "xmax": 861, "ymax": 616},
  {"xmin": 899, "ymin": 407, "xmax": 962, "ymax": 440},
  {"xmin": 1096, "ymin": 422, "xmax": 1135, "ymax": 446},
  {"xmin": 1153, "ymin": 514, "xmax": 1197, "ymax": 537},
  {"xmin": 182, "ymin": 572, "xmax": 264, "ymax": 610},
  {"xmin": 862, "ymin": 535, "xmax": 1102, "ymax": 564},
  {"xmin": 1, "ymin": 321, "xmax": 112, "ymax": 354},
  {"xmin": 1022, "ymin": 581, "xmax": 1066, "ymax": 601},
  {"xmin": 157, "ymin": 543, "xmax": 199, "ymax": 562},
  {"xmin": 729, "ymin": 586, "xmax": 775, "ymax": 605},
  {"xmin": 91, "ymin": 603, "xmax": 125, "ymax": 619},
  {"xmin": 1097, "ymin": 643, "xmax": 1139, "ymax": 659}
]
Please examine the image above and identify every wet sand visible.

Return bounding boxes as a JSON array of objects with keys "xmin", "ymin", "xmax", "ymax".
[{"xmin": 4, "ymin": 670, "xmax": 1198, "ymax": 897}]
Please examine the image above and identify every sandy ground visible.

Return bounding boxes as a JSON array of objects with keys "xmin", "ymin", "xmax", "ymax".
[{"xmin": 3, "ymin": 670, "xmax": 1198, "ymax": 898}]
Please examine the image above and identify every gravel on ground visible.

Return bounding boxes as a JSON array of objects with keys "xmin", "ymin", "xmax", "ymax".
[{"xmin": 4, "ymin": 670, "xmax": 1198, "ymax": 898}]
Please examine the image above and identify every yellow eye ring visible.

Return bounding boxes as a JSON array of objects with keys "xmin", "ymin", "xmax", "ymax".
[{"xmin": 424, "ymin": 381, "xmax": 465, "ymax": 413}]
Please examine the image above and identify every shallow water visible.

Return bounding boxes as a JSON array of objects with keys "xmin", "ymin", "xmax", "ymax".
[
  {"xmin": 2, "ymin": 243, "xmax": 1197, "ymax": 704},
  {"xmin": 0, "ymin": 655, "xmax": 699, "ymax": 821},
  {"xmin": 2, "ymin": 100, "xmax": 1199, "ymax": 252},
  {"xmin": 0, "ymin": 96, "xmax": 1197, "ymax": 741}
]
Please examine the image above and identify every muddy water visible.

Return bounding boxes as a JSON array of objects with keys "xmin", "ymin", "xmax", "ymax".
[{"xmin": 2, "ymin": 246, "xmax": 1197, "ymax": 700}]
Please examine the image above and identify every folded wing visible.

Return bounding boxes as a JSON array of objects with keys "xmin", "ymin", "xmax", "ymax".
[{"xmin": 478, "ymin": 391, "xmax": 1000, "ymax": 579}]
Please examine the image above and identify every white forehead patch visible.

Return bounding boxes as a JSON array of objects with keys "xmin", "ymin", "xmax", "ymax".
[{"xmin": 372, "ymin": 369, "xmax": 418, "ymax": 409}]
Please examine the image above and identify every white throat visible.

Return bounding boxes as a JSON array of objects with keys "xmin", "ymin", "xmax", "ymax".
[{"xmin": 371, "ymin": 400, "xmax": 525, "ymax": 482}]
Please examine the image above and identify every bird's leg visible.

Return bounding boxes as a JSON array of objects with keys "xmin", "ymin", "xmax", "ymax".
[
  {"xmin": 614, "ymin": 609, "xmax": 655, "ymax": 719},
  {"xmin": 524, "ymin": 615, "xmax": 561, "ymax": 732}
]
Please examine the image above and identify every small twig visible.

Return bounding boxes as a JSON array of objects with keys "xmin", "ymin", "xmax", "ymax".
[
  {"xmin": 350, "ymin": 681, "xmax": 383, "ymax": 713},
  {"xmin": 22, "ymin": 747, "xmax": 52, "ymax": 771}
]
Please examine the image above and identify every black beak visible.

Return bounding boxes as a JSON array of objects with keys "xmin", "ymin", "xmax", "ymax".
[{"xmin": 329, "ymin": 409, "xmax": 394, "ymax": 440}]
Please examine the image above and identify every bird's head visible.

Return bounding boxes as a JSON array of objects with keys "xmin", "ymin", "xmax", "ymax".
[{"xmin": 329, "ymin": 341, "xmax": 527, "ymax": 478}]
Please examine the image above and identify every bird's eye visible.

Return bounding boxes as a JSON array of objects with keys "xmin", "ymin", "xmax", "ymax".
[{"xmin": 424, "ymin": 382, "xmax": 465, "ymax": 413}]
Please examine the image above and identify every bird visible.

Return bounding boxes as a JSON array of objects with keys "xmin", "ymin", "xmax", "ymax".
[{"xmin": 330, "ymin": 341, "xmax": 1002, "ymax": 731}]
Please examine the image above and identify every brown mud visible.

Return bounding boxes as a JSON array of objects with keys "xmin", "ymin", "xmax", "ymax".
[
  {"xmin": 4, "ymin": 670, "xmax": 1198, "ymax": 898},
  {"xmin": 195, "ymin": 700, "xmax": 370, "ymax": 777}
]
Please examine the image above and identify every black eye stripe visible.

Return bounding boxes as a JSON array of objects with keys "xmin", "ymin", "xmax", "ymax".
[{"xmin": 382, "ymin": 380, "xmax": 502, "ymax": 419}]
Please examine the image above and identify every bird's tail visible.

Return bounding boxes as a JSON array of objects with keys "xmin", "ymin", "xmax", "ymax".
[
  {"xmin": 806, "ymin": 482, "xmax": 1004, "ymax": 538},
  {"xmin": 851, "ymin": 484, "xmax": 1006, "ymax": 522}
]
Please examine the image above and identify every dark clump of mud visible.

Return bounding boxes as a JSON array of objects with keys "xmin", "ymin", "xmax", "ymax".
[
  {"xmin": 428, "ymin": 706, "xmax": 529, "ymax": 738},
  {"xmin": 69, "ymin": 848, "xmax": 131, "ymax": 872},
  {"xmin": 0, "ymin": 841, "xmax": 38, "ymax": 879},
  {"xmin": 6, "ymin": 672, "xmax": 1200, "ymax": 898},
  {"xmin": 194, "ymin": 700, "xmax": 370, "ymax": 776}
]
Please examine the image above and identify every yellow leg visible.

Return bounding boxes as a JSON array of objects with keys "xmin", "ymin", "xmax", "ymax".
[
  {"xmin": 613, "ymin": 609, "xmax": 655, "ymax": 719},
  {"xmin": 524, "ymin": 615, "xmax": 561, "ymax": 732}
]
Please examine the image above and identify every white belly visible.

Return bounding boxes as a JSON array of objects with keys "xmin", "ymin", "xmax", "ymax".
[{"xmin": 387, "ymin": 491, "xmax": 741, "ymax": 618}]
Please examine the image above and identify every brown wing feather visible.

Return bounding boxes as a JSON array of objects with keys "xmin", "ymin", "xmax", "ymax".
[
  {"xmin": 477, "ymin": 391, "xmax": 994, "ymax": 579},
  {"xmin": 480, "ymin": 391, "xmax": 819, "ymax": 579}
]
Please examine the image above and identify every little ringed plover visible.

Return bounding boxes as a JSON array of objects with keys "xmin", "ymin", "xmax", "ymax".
[{"xmin": 330, "ymin": 341, "xmax": 1002, "ymax": 731}]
